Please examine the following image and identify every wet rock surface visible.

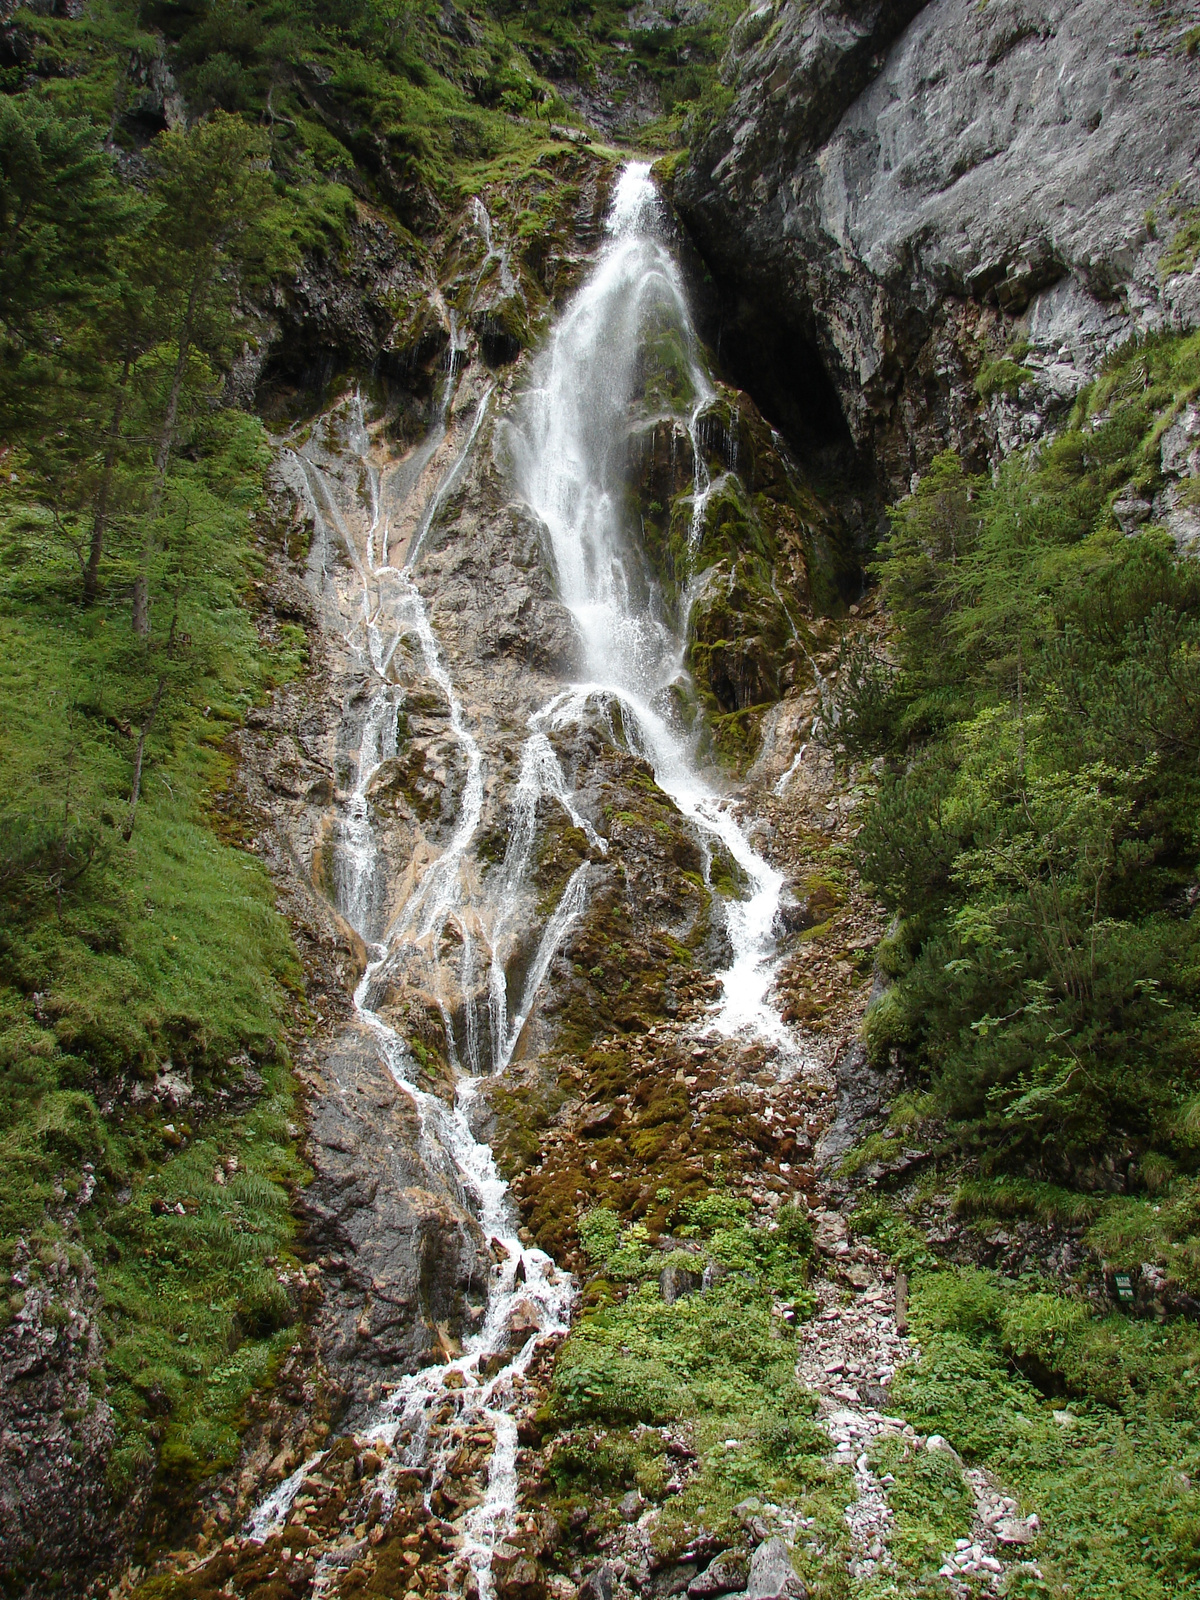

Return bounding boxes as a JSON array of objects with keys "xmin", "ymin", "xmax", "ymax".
[
  {"xmin": 300, "ymin": 1031, "xmax": 492, "ymax": 1409},
  {"xmin": 0, "ymin": 1240, "xmax": 130, "ymax": 1595}
]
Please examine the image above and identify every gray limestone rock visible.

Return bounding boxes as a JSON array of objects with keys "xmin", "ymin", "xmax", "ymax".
[
  {"xmin": 579, "ymin": 1563, "xmax": 615, "ymax": 1600},
  {"xmin": 746, "ymin": 1537, "xmax": 808, "ymax": 1600},
  {"xmin": 299, "ymin": 1028, "xmax": 490, "ymax": 1415},
  {"xmin": 1112, "ymin": 492, "xmax": 1153, "ymax": 534},
  {"xmin": 689, "ymin": 1552, "xmax": 750, "ymax": 1597},
  {"xmin": 619, "ymin": 1489, "xmax": 644, "ymax": 1521},
  {"xmin": 678, "ymin": 0, "xmax": 1200, "ymax": 484},
  {"xmin": 660, "ymin": 1259, "xmax": 705, "ymax": 1304}
]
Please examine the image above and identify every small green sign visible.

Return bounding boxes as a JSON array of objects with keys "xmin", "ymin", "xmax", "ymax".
[{"xmin": 1114, "ymin": 1273, "xmax": 1134, "ymax": 1301}]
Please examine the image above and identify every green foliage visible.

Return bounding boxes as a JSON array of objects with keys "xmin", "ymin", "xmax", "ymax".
[
  {"xmin": 96, "ymin": 1058, "xmax": 306, "ymax": 1488},
  {"xmin": 491, "ymin": 0, "xmax": 749, "ymax": 149},
  {"xmin": 954, "ymin": 1176, "xmax": 1103, "ymax": 1228},
  {"xmin": 553, "ymin": 1275, "xmax": 797, "ymax": 1427},
  {"xmin": 579, "ymin": 1204, "xmax": 626, "ymax": 1263},
  {"xmin": 1162, "ymin": 206, "xmax": 1200, "ymax": 279},
  {"xmin": 840, "ymin": 335, "xmax": 1200, "ymax": 1202},
  {"xmin": 850, "ymin": 1197, "xmax": 940, "ymax": 1271},
  {"xmin": 868, "ymin": 1432, "xmax": 975, "ymax": 1582},
  {"xmin": 889, "ymin": 1267, "xmax": 1200, "ymax": 1598},
  {"xmin": 549, "ymin": 1273, "xmax": 836, "ymax": 1565},
  {"xmin": 578, "ymin": 1191, "xmax": 814, "ymax": 1299},
  {"xmin": 0, "ymin": 70, "xmax": 320, "ymax": 1512},
  {"xmin": 975, "ymin": 356, "xmax": 1034, "ymax": 401},
  {"xmin": 552, "ymin": 1191, "xmax": 821, "ymax": 1558},
  {"xmin": 671, "ymin": 1189, "xmax": 815, "ymax": 1299}
]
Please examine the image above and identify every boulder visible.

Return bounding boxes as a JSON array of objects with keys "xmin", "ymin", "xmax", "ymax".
[
  {"xmin": 689, "ymin": 1551, "xmax": 749, "ymax": 1597},
  {"xmin": 745, "ymin": 1537, "xmax": 808, "ymax": 1600},
  {"xmin": 578, "ymin": 1563, "xmax": 615, "ymax": 1600},
  {"xmin": 660, "ymin": 1260, "xmax": 704, "ymax": 1305},
  {"xmin": 1112, "ymin": 493, "xmax": 1152, "ymax": 535}
]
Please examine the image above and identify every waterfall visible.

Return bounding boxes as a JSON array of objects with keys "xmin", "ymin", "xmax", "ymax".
[
  {"xmin": 509, "ymin": 162, "xmax": 793, "ymax": 1049},
  {"xmin": 255, "ymin": 395, "xmax": 576, "ymax": 1600},
  {"xmin": 246, "ymin": 159, "xmax": 800, "ymax": 1592}
]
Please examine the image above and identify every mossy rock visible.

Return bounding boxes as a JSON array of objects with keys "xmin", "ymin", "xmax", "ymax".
[
  {"xmin": 635, "ymin": 306, "xmax": 700, "ymax": 414},
  {"xmin": 709, "ymin": 705, "xmax": 771, "ymax": 774}
]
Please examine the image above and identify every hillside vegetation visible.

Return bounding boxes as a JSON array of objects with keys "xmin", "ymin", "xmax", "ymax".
[
  {"xmin": 842, "ymin": 332, "xmax": 1200, "ymax": 1211},
  {"xmin": 824, "ymin": 333, "xmax": 1200, "ymax": 1596}
]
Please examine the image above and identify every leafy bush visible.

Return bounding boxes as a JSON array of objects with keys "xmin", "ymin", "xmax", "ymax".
[{"xmin": 840, "ymin": 337, "xmax": 1200, "ymax": 1193}]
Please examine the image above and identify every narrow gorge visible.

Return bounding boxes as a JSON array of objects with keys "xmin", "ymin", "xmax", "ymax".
[{"xmin": 2, "ymin": 5, "xmax": 1200, "ymax": 1600}]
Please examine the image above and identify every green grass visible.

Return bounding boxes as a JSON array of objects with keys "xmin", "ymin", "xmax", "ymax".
[
  {"xmin": 0, "ymin": 403, "xmax": 310, "ymax": 1513},
  {"xmin": 887, "ymin": 1268, "xmax": 1200, "ymax": 1598},
  {"xmin": 95, "ymin": 1056, "xmax": 308, "ymax": 1489},
  {"xmin": 543, "ymin": 1196, "xmax": 859, "ymax": 1588},
  {"xmin": 953, "ymin": 1177, "xmax": 1104, "ymax": 1229}
]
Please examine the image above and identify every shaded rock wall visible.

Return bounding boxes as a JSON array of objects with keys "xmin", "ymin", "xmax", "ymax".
[
  {"xmin": 0, "ymin": 1239, "xmax": 134, "ymax": 1596},
  {"xmin": 677, "ymin": 0, "xmax": 1200, "ymax": 489}
]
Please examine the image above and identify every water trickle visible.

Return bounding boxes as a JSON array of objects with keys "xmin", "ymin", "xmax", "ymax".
[
  {"xmin": 471, "ymin": 196, "xmax": 517, "ymax": 298},
  {"xmin": 249, "ymin": 390, "xmax": 575, "ymax": 1596},
  {"xmin": 486, "ymin": 713, "xmax": 607, "ymax": 1072},
  {"xmin": 774, "ymin": 742, "xmax": 809, "ymax": 797}
]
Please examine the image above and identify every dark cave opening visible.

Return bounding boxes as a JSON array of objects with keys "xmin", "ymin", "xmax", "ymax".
[{"xmin": 708, "ymin": 284, "xmax": 860, "ymax": 479}]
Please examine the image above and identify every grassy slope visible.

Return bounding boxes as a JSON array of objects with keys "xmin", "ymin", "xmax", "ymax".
[{"xmin": 0, "ymin": 411, "xmax": 311, "ymax": 1502}]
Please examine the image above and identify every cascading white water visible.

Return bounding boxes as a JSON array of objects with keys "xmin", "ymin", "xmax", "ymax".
[
  {"xmin": 508, "ymin": 162, "xmax": 794, "ymax": 1049},
  {"xmin": 486, "ymin": 718, "xmax": 606, "ymax": 1073},
  {"xmin": 247, "ymin": 159, "xmax": 804, "ymax": 1589},
  {"xmin": 251, "ymin": 390, "xmax": 574, "ymax": 1599}
]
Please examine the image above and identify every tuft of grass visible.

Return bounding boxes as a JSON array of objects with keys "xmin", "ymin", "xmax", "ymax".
[
  {"xmin": 954, "ymin": 1177, "xmax": 1103, "ymax": 1228},
  {"xmin": 975, "ymin": 355, "xmax": 1034, "ymax": 401}
]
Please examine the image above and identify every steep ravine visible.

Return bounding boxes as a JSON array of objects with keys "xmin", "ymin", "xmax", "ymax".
[
  {"xmin": 105, "ymin": 12, "xmax": 1200, "ymax": 1593},
  {"xmin": 116, "ymin": 160, "xmax": 887, "ymax": 1600}
]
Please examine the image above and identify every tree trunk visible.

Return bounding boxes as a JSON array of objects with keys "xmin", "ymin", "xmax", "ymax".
[
  {"xmin": 123, "ymin": 676, "xmax": 167, "ymax": 840},
  {"xmin": 132, "ymin": 268, "xmax": 206, "ymax": 636},
  {"xmin": 83, "ymin": 360, "xmax": 130, "ymax": 606}
]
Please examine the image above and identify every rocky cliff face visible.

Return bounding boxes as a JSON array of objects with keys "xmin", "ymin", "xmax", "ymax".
[{"xmin": 677, "ymin": 0, "xmax": 1200, "ymax": 488}]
